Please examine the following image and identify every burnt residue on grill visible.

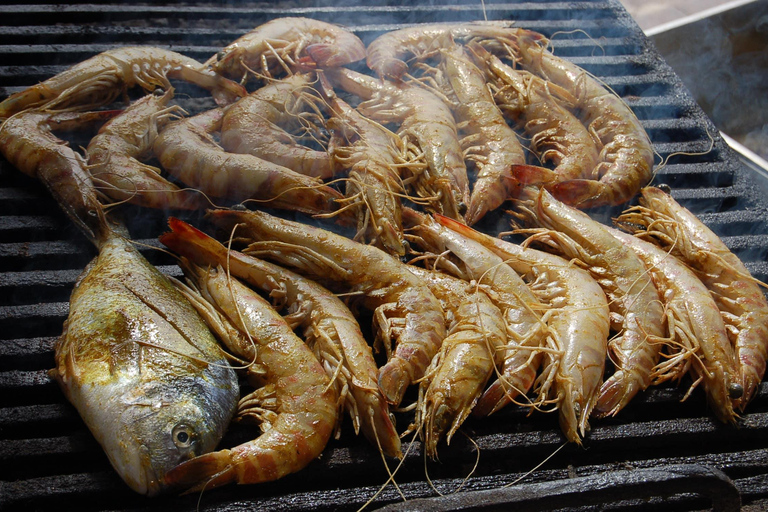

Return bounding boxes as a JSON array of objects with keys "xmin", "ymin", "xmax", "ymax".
[{"xmin": 2, "ymin": 1, "xmax": 768, "ymax": 511}]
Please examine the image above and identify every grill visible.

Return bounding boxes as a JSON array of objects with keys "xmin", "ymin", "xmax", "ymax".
[{"xmin": 2, "ymin": 1, "xmax": 768, "ymax": 511}]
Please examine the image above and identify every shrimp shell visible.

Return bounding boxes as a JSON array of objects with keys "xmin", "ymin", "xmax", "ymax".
[
  {"xmin": 207, "ymin": 208, "xmax": 447, "ymax": 408},
  {"xmin": 513, "ymin": 32, "xmax": 654, "ymax": 208},
  {"xmin": 153, "ymin": 107, "xmax": 344, "ymax": 216},
  {"xmin": 607, "ymin": 227, "xmax": 740, "ymax": 423},
  {"xmin": 160, "ymin": 217, "xmax": 401, "ymax": 458},
  {"xmin": 163, "ymin": 262, "xmax": 337, "ymax": 493},
  {"xmin": 86, "ymin": 88, "xmax": 206, "ymax": 210},
  {"xmin": 617, "ymin": 186, "xmax": 768, "ymax": 410},
  {"xmin": 0, "ymin": 46, "xmax": 245, "ymax": 118},
  {"xmin": 435, "ymin": 214, "xmax": 610, "ymax": 442},
  {"xmin": 220, "ymin": 73, "xmax": 334, "ymax": 179},
  {"xmin": 206, "ymin": 17, "xmax": 365, "ymax": 81},
  {"xmin": 513, "ymin": 188, "xmax": 666, "ymax": 418},
  {"xmin": 407, "ymin": 267, "xmax": 506, "ymax": 458}
]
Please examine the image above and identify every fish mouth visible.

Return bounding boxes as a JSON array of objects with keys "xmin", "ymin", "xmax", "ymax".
[{"xmin": 117, "ymin": 443, "xmax": 162, "ymax": 496}]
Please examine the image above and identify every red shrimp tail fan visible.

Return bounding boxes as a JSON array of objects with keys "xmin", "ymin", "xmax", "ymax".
[
  {"xmin": 160, "ymin": 217, "xmax": 226, "ymax": 268},
  {"xmin": 305, "ymin": 42, "xmax": 366, "ymax": 68},
  {"xmin": 472, "ymin": 379, "xmax": 524, "ymax": 417},
  {"xmin": 510, "ymin": 164, "xmax": 557, "ymax": 186},
  {"xmin": 551, "ymin": 179, "xmax": 605, "ymax": 208},
  {"xmin": 162, "ymin": 450, "xmax": 237, "ymax": 494}
]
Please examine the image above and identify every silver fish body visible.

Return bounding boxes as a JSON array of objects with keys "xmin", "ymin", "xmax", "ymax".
[{"xmin": 51, "ymin": 231, "xmax": 239, "ymax": 496}]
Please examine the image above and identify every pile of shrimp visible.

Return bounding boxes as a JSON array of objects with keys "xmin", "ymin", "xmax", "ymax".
[{"xmin": 1, "ymin": 14, "xmax": 766, "ymax": 499}]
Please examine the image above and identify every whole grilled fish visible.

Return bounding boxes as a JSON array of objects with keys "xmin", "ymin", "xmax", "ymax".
[
  {"xmin": 50, "ymin": 223, "xmax": 239, "ymax": 496},
  {"xmin": 0, "ymin": 96, "xmax": 240, "ymax": 495}
]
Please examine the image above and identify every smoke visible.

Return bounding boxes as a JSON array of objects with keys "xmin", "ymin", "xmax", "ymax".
[{"xmin": 649, "ymin": 1, "xmax": 768, "ymax": 161}]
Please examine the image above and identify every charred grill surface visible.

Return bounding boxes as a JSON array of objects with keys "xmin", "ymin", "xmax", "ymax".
[{"xmin": 1, "ymin": 1, "xmax": 767, "ymax": 511}]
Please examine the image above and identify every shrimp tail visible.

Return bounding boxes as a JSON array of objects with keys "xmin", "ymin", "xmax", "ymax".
[
  {"xmin": 163, "ymin": 449, "xmax": 235, "ymax": 494},
  {"xmin": 378, "ymin": 358, "xmax": 412, "ymax": 406},
  {"xmin": 511, "ymin": 164, "xmax": 557, "ymax": 186},
  {"xmin": 551, "ymin": 178, "xmax": 604, "ymax": 207},
  {"xmin": 305, "ymin": 42, "xmax": 366, "ymax": 68},
  {"xmin": 472, "ymin": 378, "xmax": 527, "ymax": 417},
  {"xmin": 160, "ymin": 216, "xmax": 223, "ymax": 266},
  {"xmin": 593, "ymin": 370, "xmax": 640, "ymax": 418}
]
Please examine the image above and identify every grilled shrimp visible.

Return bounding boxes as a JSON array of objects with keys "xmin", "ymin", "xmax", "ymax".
[
  {"xmin": 164, "ymin": 261, "xmax": 337, "ymax": 493},
  {"xmin": 617, "ymin": 186, "xmax": 768, "ymax": 410},
  {"xmin": 152, "ymin": 106, "xmax": 344, "ymax": 216},
  {"xmin": 403, "ymin": 209, "xmax": 548, "ymax": 416},
  {"xmin": 160, "ymin": 217, "xmax": 401, "ymax": 458},
  {"xmin": 0, "ymin": 108, "xmax": 117, "ymax": 242},
  {"xmin": 466, "ymin": 42, "xmax": 600, "ymax": 189},
  {"xmin": 86, "ymin": 88, "xmax": 206, "ymax": 210},
  {"xmin": 324, "ymin": 67, "xmax": 469, "ymax": 221},
  {"xmin": 607, "ymin": 227, "xmax": 740, "ymax": 423},
  {"xmin": 438, "ymin": 41, "xmax": 528, "ymax": 225},
  {"xmin": 220, "ymin": 73, "xmax": 334, "ymax": 179},
  {"xmin": 319, "ymin": 75, "xmax": 410, "ymax": 256},
  {"xmin": 0, "ymin": 46, "xmax": 245, "ymax": 118},
  {"xmin": 512, "ymin": 32, "xmax": 654, "ymax": 208},
  {"xmin": 207, "ymin": 207, "xmax": 447, "ymax": 408},
  {"xmin": 513, "ymin": 188, "xmax": 666, "ymax": 418},
  {"xmin": 436, "ymin": 215, "xmax": 610, "ymax": 442},
  {"xmin": 206, "ymin": 17, "xmax": 365, "ymax": 82},
  {"xmin": 365, "ymin": 21, "xmax": 539, "ymax": 80},
  {"xmin": 407, "ymin": 267, "xmax": 506, "ymax": 458}
]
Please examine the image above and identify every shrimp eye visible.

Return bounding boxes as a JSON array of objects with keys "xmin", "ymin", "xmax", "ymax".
[
  {"xmin": 172, "ymin": 424, "xmax": 194, "ymax": 448},
  {"xmin": 728, "ymin": 382, "xmax": 744, "ymax": 400},
  {"xmin": 217, "ymin": 51, "xmax": 226, "ymax": 62}
]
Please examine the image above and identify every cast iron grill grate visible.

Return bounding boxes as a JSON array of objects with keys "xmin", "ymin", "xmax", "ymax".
[{"xmin": 1, "ymin": 1, "xmax": 767, "ymax": 511}]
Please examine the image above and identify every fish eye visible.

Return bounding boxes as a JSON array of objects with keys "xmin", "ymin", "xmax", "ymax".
[{"xmin": 172, "ymin": 424, "xmax": 194, "ymax": 449}]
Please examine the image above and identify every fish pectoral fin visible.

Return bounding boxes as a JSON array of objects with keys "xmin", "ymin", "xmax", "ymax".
[{"xmin": 236, "ymin": 384, "xmax": 279, "ymax": 431}]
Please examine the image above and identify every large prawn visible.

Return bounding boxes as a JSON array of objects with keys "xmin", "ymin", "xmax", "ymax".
[
  {"xmin": 616, "ymin": 186, "xmax": 768, "ymax": 410},
  {"xmin": 152, "ymin": 106, "xmax": 344, "ymax": 217},
  {"xmin": 438, "ymin": 40, "xmax": 528, "ymax": 225},
  {"xmin": 160, "ymin": 217, "xmax": 401, "ymax": 458},
  {"xmin": 86, "ymin": 88, "xmax": 206, "ymax": 210},
  {"xmin": 403, "ymin": 209, "xmax": 549, "ymax": 417},
  {"xmin": 406, "ymin": 266, "xmax": 506, "ymax": 458},
  {"xmin": 435, "ymin": 215, "xmax": 610, "ymax": 442},
  {"xmin": 164, "ymin": 261, "xmax": 337, "ymax": 493},
  {"xmin": 0, "ymin": 46, "xmax": 245, "ymax": 118},
  {"xmin": 511, "ymin": 31, "xmax": 655, "ymax": 208},
  {"xmin": 512, "ymin": 188, "xmax": 666, "ymax": 418},
  {"xmin": 207, "ymin": 207, "xmax": 447, "ymax": 408},
  {"xmin": 324, "ymin": 67, "xmax": 469, "ymax": 221},
  {"xmin": 220, "ymin": 73, "xmax": 334, "ymax": 179},
  {"xmin": 0, "ymin": 108, "xmax": 116, "ymax": 242},
  {"xmin": 466, "ymin": 42, "xmax": 600, "ymax": 190},
  {"xmin": 318, "ymin": 74, "xmax": 412, "ymax": 256},
  {"xmin": 607, "ymin": 226, "xmax": 741, "ymax": 423},
  {"xmin": 205, "ymin": 17, "xmax": 365, "ymax": 82}
]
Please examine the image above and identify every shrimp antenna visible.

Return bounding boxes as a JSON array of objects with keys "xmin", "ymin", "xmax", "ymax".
[
  {"xmin": 356, "ymin": 429, "xmax": 418, "ymax": 511},
  {"xmin": 502, "ymin": 441, "xmax": 567, "ymax": 488}
]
